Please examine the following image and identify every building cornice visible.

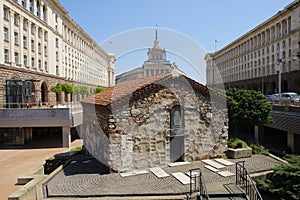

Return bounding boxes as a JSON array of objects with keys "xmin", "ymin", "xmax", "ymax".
[{"xmin": 212, "ymin": 0, "xmax": 300, "ymax": 57}]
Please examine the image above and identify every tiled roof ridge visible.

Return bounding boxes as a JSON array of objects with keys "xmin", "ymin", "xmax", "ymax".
[{"xmin": 80, "ymin": 72, "xmax": 227, "ymax": 106}]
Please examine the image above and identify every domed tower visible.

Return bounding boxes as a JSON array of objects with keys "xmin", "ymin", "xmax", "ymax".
[{"xmin": 143, "ymin": 30, "xmax": 175, "ymax": 77}]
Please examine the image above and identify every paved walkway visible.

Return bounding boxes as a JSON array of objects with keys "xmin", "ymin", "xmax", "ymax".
[
  {"xmin": 43, "ymin": 154, "xmax": 281, "ymax": 198},
  {"xmin": 0, "ymin": 139, "xmax": 82, "ymax": 200}
]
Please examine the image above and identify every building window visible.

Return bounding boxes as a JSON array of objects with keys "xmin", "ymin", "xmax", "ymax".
[
  {"xmin": 38, "ymin": 43, "xmax": 41, "ymax": 54},
  {"xmin": 14, "ymin": 14, "xmax": 19, "ymax": 26},
  {"xmin": 14, "ymin": 32, "xmax": 19, "ymax": 45},
  {"xmin": 44, "ymin": 46, "xmax": 47, "ymax": 56},
  {"xmin": 30, "ymin": 0, "xmax": 34, "ymax": 14},
  {"xmin": 15, "ymin": 52, "xmax": 19, "ymax": 64},
  {"xmin": 4, "ymin": 27, "xmax": 9, "ymax": 41},
  {"xmin": 56, "ymin": 66, "xmax": 59, "ymax": 75},
  {"xmin": 56, "ymin": 38, "xmax": 59, "ymax": 48},
  {"xmin": 38, "ymin": 28, "xmax": 42, "ymax": 38},
  {"xmin": 31, "ymin": 24, "xmax": 35, "ymax": 34},
  {"xmin": 37, "ymin": 1, "xmax": 41, "ymax": 18},
  {"xmin": 23, "ymin": 36, "xmax": 27, "ymax": 48},
  {"xmin": 56, "ymin": 52, "xmax": 59, "ymax": 61},
  {"xmin": 21, "ymin": 0, "xmax": 26, "ymax": 8},
  {"xmin": 31, "ymin": 40, "xmax": 34, "ymax": 51},
  {"xmin": 23, "ymin": 18, "xmax": 28, "ymax": 30},
  {"xmin": 44, "ymin": 31, "xmax": 48, "ymax": 41},
  {"xmin": 43, "ymin": 6, "xmax": 47, "ymax": 22},
  {"xmin": 44, "ymin": 62, "xmax": 48, "ymax": 71},
  {"xmin": 4, "ymin": 49, "xmax": 9, "ymax": 63},
  {"xmin": 31, "ymin": 57, "xmax": 34, "ymax": 68},
  {"xmin": 23, "ymin": 55, "xmax": 27, "ymax": 66},
  {"xmin": 38, "ymin": 59, "xmax": 41, "ymax": 70},
  {"xmin": 3, "ymin": 7, "xmax": 9, "ymax": 20}
]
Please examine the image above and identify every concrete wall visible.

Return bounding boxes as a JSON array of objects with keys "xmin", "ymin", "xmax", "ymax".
[{"xmin": 0, "ymin": 108, "xmax": 70, "ymax": 127}]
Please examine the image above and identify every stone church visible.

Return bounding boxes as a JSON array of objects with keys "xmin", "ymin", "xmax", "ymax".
[{"xmin": 81, "ymin": 72, "xmax": 228, "ymax": 172}]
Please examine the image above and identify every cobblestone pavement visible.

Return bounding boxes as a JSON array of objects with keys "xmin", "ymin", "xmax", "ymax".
[{"xmin": 44, "ymin": 154, "xmax": 281, "ymax": 198}]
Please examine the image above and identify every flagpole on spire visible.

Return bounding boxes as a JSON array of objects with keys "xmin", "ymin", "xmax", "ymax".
[{"xmin": 156, "ymin": 29, "xmax": 158, "ymax": 40}]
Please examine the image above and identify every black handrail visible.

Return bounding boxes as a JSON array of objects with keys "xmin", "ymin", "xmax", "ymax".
[
  {"xmin": 188, "ymin": 168, "xmax": 209, "ymax": 200},
  {"xmin": 236, "ymin": 161, "xmax": 263, "ymax": 200}
]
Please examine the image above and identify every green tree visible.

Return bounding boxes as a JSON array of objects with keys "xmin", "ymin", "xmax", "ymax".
[
  {"xmin": 51, "ymin": 85, "xmax": 62, "ymax": 106},
  {"xmin": 61, "ymin": 83, "xmax": 74, "ymax": 102},
  {"xmin": 226, "ymin": 88, "xmax": 273, "ymax": 126},
  {"xmin": 94, "ymin": 87, "xmax": 106, "ymax": 94},
  {"xmin": 257, "ymin": 155, "xmax": 300, "ymax": 200},
  {"xmin": 79, "ymin": 86, "xmax": 88, "ymax": 96}
]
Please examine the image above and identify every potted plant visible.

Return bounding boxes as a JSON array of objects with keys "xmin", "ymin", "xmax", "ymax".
[{"xmin": 226, "ymin": 138, "xmax": 252, "ymax": 159}]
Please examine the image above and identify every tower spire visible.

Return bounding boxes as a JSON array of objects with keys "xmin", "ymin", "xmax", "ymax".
[{"xmin": 153, "ymin": 29, "xmax": 160, "ymax": 49}]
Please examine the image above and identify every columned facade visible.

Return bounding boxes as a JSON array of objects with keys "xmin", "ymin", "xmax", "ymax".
[
  {"xmin": 0, "ymin": 0, "xmax": 115, "ymax": 106},
  {"xmin": 206, "ymin": 0, "xmax": 300, "ymax": 94}
]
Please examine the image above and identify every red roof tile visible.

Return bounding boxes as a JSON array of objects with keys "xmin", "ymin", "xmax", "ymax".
[
  {"xmin": 81, "ymin": 72, "xmax": 227, "ymax": 106},
  {"xmin": 81, "ymin": 73, "xmax": 171, "ymax": 106}
]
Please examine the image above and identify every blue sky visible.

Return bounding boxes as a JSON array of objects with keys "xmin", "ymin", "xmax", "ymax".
[{"xmin": 59, "ymin": 0, "xmax": 292, "ymax": 84}]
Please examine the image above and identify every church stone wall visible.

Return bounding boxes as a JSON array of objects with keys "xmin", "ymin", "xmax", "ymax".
[{"xmin": 83, "ymin": 87, "xmax": 228, "ymax": 172}]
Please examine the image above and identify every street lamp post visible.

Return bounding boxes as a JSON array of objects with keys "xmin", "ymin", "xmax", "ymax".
[{"xmin": 277, "ymin": 43, "xmax": 283, "ymax": 99}]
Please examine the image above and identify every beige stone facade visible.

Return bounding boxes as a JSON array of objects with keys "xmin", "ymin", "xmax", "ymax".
[
  {"xmin": 0, "ymin": 0, "xmax": 114, "ymax": 106},
  {"xmin": 81, "ymin": 73, "xmax": 228, "ymax": 172},
  {"xmin": 115, "ymin": 31, "xmax": 180, "ymax": 84},
  {"xmin": 206, "ymin": 0, "xmax": 300, "ymax": 94}
]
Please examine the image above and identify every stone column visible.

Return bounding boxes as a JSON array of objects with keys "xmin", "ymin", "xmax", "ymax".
[
  {"xmin": 0, "ymin": 0, "xmax": 3, "ymax": 63},
  {"xmin": 62, "ymin": 126, "xmax": 71, "ymax": 148},
  {"xmin": 19, "ymin": 15, "xmax": 24, "ymax": 67},
  {"xmin": 287, "ymin": 132, "xmax": 294, "ymax": 153},
  {"xmin": 24, "ymin": 127, "xmax": 32, "ymax": 143},
  {"xmin": 41, "ymin": 29, "xmax": 44, "ymax": 71},
  {"xmin": 35, "ymin": 24, "xmax": 38, "ymax": 69},
  {"xmin": 28, "ymin": 21, "xmax": 32, "ymax": 69},
  {"xmin": 10, "ymin": 10, "xmax": 15, "ymax": 65}
]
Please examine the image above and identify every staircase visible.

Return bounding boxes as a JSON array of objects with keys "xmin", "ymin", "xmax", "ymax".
[{"xmin": 187, "ymin": 161, "xmax": 263, "ymax": 200}]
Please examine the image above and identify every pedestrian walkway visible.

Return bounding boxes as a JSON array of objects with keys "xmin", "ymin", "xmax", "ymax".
[
  {"xmin": 43, "ymin": 154, "xmax": 281, "ymax": 199},
  {"xmin": 0, "ymin": 139, "xmax": 82, "ymax": 200}
]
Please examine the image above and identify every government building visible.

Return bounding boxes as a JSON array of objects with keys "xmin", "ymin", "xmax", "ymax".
[
  {"xmin": 206, "ymin": 0, "xmax": 300, "ymax": 94},
  {"xmin": 0, "ymin": 0, "xmax": 114, "ymax": 147},
  {"xmin": 0, "ymin": 0, "xmax": 115, "ymax": 106},
  {"xmin": 115, "ymin": 31, "xmax": 181, "ymax": 83}
]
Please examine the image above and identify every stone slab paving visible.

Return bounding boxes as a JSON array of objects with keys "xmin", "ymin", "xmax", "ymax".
[
  {"xmin": 172, "ymin": 172, "xmax": 193, "ymax": 185},
  {"xmin": 43, "ymin": 154, "xmax": 281, "ymax": 198},
  {"xmin": 205, "ymin": 165, "xmax": 219, "ymax": 172},
  {"xmin": 214, "ymin": 158, "xmax": 235, "ymax": 166},
  {"xmin": 149, "ymin": 167, "xmax": 169, "ymax": 178},
  {"xmin": 217, "ymin": 171, "xmax": 235, "ymax": 177},
  {"xmin": 202, "ymin": 159, "xmax": 226, "ymax": 169}
]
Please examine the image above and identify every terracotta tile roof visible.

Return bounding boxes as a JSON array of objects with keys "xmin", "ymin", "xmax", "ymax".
[
  {"xmin": 81, "ymin": 73, "xmax": 171, "ymax": 106},
  {"xmin": 81, "ymin": 72, "xmax": 227, "ymax": 106}
]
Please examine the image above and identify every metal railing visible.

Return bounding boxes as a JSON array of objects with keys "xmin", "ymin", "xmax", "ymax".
[
  {"xmin": 1, "ymin": 101, "xmax": 82, "ymax": 111},
  {"xmin": 236, "ymin": 161, "xmax": 263, "ymax": 200},
  {"xmin": 187, "ymin": 168, "xmax": 209, "ymax": 200}
]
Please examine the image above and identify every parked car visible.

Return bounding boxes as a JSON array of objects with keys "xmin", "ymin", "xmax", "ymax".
[
  {"xmin": 264, "ymin": 94, "xmax": 280, "ymax": 104},
  {"xmin": 280, "ymin": 92, "xmax": 300, "ymax": 104}
]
